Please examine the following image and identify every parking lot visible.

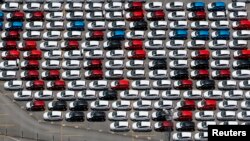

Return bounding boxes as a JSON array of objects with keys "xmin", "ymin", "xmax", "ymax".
[{"xmin": 0, "ymin": 0, "xmax": 250, "ymax": 141}]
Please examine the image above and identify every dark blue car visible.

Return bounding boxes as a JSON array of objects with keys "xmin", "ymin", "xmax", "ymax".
[
  {"xmin": 191, "ymin": 30, "xmax": 209, "ymax": 40},
  {"xmin": 187, "ymin": 2, "xmax": 205, "ymax": 11},
  {"xmin": 208, "ymin": 2, "xmax": 225, "ymax": 11},
  {"xmin": 107, "ymin": 30, "xmax": 125, "ymax": 40},
  {"xmin": 6, "ymin": 21, "xmax": 23, "ymax": 31},
  {"xmin": 0, "ymin": 12, "xmax": 3, "ymax": 21},
  {"xmin": 67, "ymin": 21, "xmax": 85, "ymax": 30},
  {"xmin": 169, "ymin": 30, "xmax": 188, "ymax": 40},
  {"xmin": 212, "ymin": 30, "xmax": 230, "ymax": 40}
]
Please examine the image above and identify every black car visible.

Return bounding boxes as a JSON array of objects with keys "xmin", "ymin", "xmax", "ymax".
[
  {"xmin": 233, "ymin": 60, "xmax": 250, "ymax": 69},
  {"xmin": 191, "ymin": 60, "xmax": 209, "ymax": 69},
  {"xmin": 176, "ymin": 121, "xmax": 195, "ymax": 131},
  {"xmin": 99, "ymin": 90, "xmax": 117, "ymax": 100},
  {"xmin": 87, "ymin": 111, "xmax": 106, "ymax": 122},
  {"xmin": 197, "ymin": 80, "xmax": 215, "ymax": 90},
  {"xmin": 152, "ymin": 111, "xmax": 171, "ymax": 121},
  {"xmin": 65, "ymin": 111, "xmax": 84, "ymax": 122},
  {"xmin": 103, "ymin": 40, "xmax": 122, "ymax": 50},
  {"xmin": 170, "ymin": 70, "xmax": 189, "ymax": 80},
  {"xmin": 130, "ymin": 21, "xmax": 147, "ymax": 30},
  {"xmin": 149, "ymin": 60, "xmax": 167, "ymax": 70},
  {"xmin": 48, "ymin": 101, "xmax": 67, "ymax": 111},
  {"xmin": 69, "ymin": 100, "xmax": 88, "ymax": 111}
]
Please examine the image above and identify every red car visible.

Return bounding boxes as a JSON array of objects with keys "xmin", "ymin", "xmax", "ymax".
[
  {"xmin": 154, "ymin": 121, "xmax": 173, "ymax": 132},
  {"xmin": 188, "ymin": 11, "xmax": 206, "ymax": 20},
  {"xmin": 42, "ymin": 70, "xmax": 60, "ymax": 80},
  {"xmin": 21, "ymin": 60, "xmax": 39, "ymax": 70},
  {"xmin": 61, "ymin": 41, "xmax": 79, "ymax": 51},
  {"xmin": 197, "ymin": 100, "xmax": 216, "ymax": 110},
  {"xmin": 1, "ymin": 50, "xmax": 20, "ymax": 60},
  {"xmin": 0, "ymin": 41, "xmax": 17, "ymax": 51},
  {"xmin": 173, "ymin": 111, "xmax": 193, "ymax": 121},
  {"xmin": 125, "ymin": 40, "xmax": 143, "ymax": 50},
  {"xmin": 234, "ymin": 50, "xmax": 250, "ymax": 59},
  {"xmin": 176, "ymin": 100, "xmax": 196, "ymax": 111},
  {"xmin": 23, "ymin": 50, "xmax": 42, "ymax": 60},
  {"xmin": 86, "ymin": 31, "xmax": 104, "ymax": 40},
  {"xmin": 47, "ymin": 80, "xmax": 65, "ymax": 90},
  {"xmin": 83, "ymin": 59, "xmax": 102, "ymax": 70},
  {"xmin": 2, "ymin": 31, "xmax": 20, "ymax": 40},
  {"xmin": 26, "ymin": 80, "xmax": 45, "ymax": 90},
  {"xmin": 125, "ymin": 2, "xmax": 143, "ymax": 11},
  {"xmin": 147, "ymin": 10, "xmax": 165, "ymax": 21},
  {"xmin": 232, "ymin": 20, "xmax": 250, "ymax": 30},
  {"xmin": 21, "ymin": 70, "xmax": 39, "ymax": 80},
  {"xmin": 85, "ymin": 70, "xmax": 103, "ymax": 80},
  {"xmin": 174, "ymin": 80, "xmax": 193, "ymax": 90},
  {"xmin": 18, "ymin": 41, "xmax": 37, "ymax": 51},
  {"xmin": 126, "ymin": 11, "xmax": 144, "ymax": 21},
  {"xmin": 26, "ymin": 100, "xmax": 45, "ymax": 111},
  {"xmin": 212, "ymin": 70, "xmax": 230, "ymax": 80},
  {"xmin": 191, "ymin": 70, "xmax": 209, "ymax": 79},
  {"xmin": 111, "ymin": 79, "xmax": 129, "ymax": 90},
  {"xmin": 127, "ymin": 50, "xmax": 146, "ymax": 59},
  {"xmin": 26, "ymin": 11, "xmax": 44, "ymax": 21},
  {"xmin": 191, "ymin": 50, "xmax": 210, "ymax": 60},
  {"xmin": 7, "ymin": 11, "xmax": 24, "ymax": 21}
]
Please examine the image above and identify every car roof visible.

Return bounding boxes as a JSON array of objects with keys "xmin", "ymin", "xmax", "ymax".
[
  {"xmin": 214, "ymin": 2, "xmax": 225, "ymax": 7},
  {"xmin": 194, "ymin": 2, "xmax": 205, "ymax": 7},
  {"xmin": 34, "ymin": 80, "xmax": 44, "ymax": 86},
  {"xmin": 33, "ymin": 100, "xmax": 45, "ymax": 106}
]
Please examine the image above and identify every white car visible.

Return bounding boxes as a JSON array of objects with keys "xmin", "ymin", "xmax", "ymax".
[
  {"xmin": 23, "ymin": 31, "xmax": 41, "ymax": 40},
  {"xmin": 4, "ymin": 80, "xmax": 23, "ymax": 90},
  {"xmin": 25, "ymin": 21, "xmax": 44, "ymax": 31},
  {"xmin": 61, "ymin": 70, "xmax": 81, "ymax": 80},
  {"xmin": 34, "ymin": 90, "xmax": 53, "ymax": 100},
  {"xmin": 131, "ymin": 80, "xmax": 150, "ymax": 90},
  {"xmin": 112, "ymin": 101, "xmax": 131, "ymax": 111},
  {"xmin": 64, "ymin": 50, "xmax": 83, "ymax": 60},
  {"xmin": 44, "ymin": 50, "xmax": 62, "ymax": 60},
  {"xmin": 145, "ymin": 2, "xmax": 163, "ymax": 11},
  {"xmin": 169, "ymin": 50, "xmax": 188, "ymax": 59},
  {"xmin": 56, "ymin": 91, "xmax": 76, "ymax": 101},
  {"xmin": 169, "ymin": 60, "xmax": 188, "ymax": 69},
  {"xmin": 190, "ymin": 21, "xmax": 209, "ymax": 30},
  {"xmin": 224, "ymin": 90, "xmax": 244, "ymax": 100},
  {"xmin": 85, "ymin": 3, "xmax": 103, "ymax": 11},
  {"xmin": 228, "ymin": 2, "xmax": 246, "ymax": 11},
  {"xmin": 232, "ymin": 70, "xmax": 250, "ymax": 80},
  {"xmin": 126, "ymin": 60, "xmax": 144, "ymax": 69},
  {"xmin": 0, "ymin": 71, "xmax": 16, "ymax": 80},
  {"xmin": 104, "ymin": 2, "xmax": 123, "ymax": 11},
  {"xmin": 203, "ymin": 90, "xmax": 223, "ymax": 100},
  {"xmin": 208, "ymin": 12, "xmax": 227, "ymax": 20},
  {"xmin": 148, "ymin": 70, "xmax": 167, "ymax": 79},
  {"xmin": 120, "ymin": 90, "xmax": 139, "ymax": 100},
  {"xmin": 89, "ymin": 80, "xmax": 108, "ymax": 90},
  {"xmin": 148, "ymin": 50, "xmax": 167, "ymax": 59},
  {"xmin": 149, "ymin": 21, "xmax": 168, "ymax": 30},
  {"xmin": 65, "ymin": 2, "xmax": 84, "ymax": 11},
  {"xmin": 133, "ymin": 100, "xmax": 152, "ymax": 110},
  {"xmin": 241, "ymin": 101, "xmax": 250, "ymax": 110},
  {"xmin": 90, "ymin": 100, "xmax": 110, "ymax": 110},
  {"xmin": 161, "ymin": 90, "xmax": 181, "ymax": 100},
  {"xmin": 218, "ymin": 100, "xmax": 238, "ymax": 110},
  {"xmin": 154, "ymin": 100, "xmax": 173, "ymax": 110},
  {"xmin": 77, "ymin": 90, "xmax": 97, "ymax": 100},
  {"xmin": 23, "ymin": 3, "xmax": 41, "ymax": 12},
  {"xmin": 197, "ymin": 121, "xmax": 216, "ymax": 131},
  {"xmin": 173, "ymin": 132, "xmax": 192, "ymax": 141},
  {"xmin": 195, "ymin": 132, "xmax": 209, "ymax": 140},
  {"xmin": 229, "ymin": 11, "xmax": 248, "ymax": 20},
  {"xmin": 218, "ymin": 80, "xmax": 237, "ymax": 90},
  {"xmin": 105, "ymin": 60, "xmax": 124, "ymax": 69},
  {"xmin": 169, "ymin": 21, "xmax": 188, "ymax": 29},
  {"xmin": 105, "ymin": 70, "xmax": 124, "ymax": 79},
  {"xmin": 105, "ymin": 12, "xmax": 123, "ymax": 21},
  {"xmin": 64, "ymin": 31, "xmax": 82, "ymax": 40},
  {"xmin": 127, "ymin": 70, "xmax": 145, "ymax": 79},
  {"xmin": 168, "ymin": 11, "xmax": 186, "ymax": 20},
  {"xmin": 14, "ymin": 91, "xmax": 32, "ymax": 101},
  {"xmin": 217, "ymin": 111, "xmax": 236, "ymax": 121},
  {"xmin": 108, "ymin": 111, "xmax": 128, "ymax": 121},
  {"xmin": 44, "ymin": 2, "xmax": 62, "ymax": 12},
  {"xmin": 211, "ymin": 60, "xmax": 230, "ymax": 69},
  {"xmin": 166, "ymin": 2, "xmax": 184, "ymax": 11},
  {"xmin": 46, "ymin": 22, "xmax": 64, "ymax": 30},
  {"xmin": 183, "ymin": 90, "xmax": 202, "ymax": 100},
  {"xmin": 85, "ymin": 50, "xmax": 104, "ymax": 59},
  {"xmin": 195, "ymin": 111, "xmax": 215, "ymax": 121},
  {"xmin": 43, "ymin": 111, "xmax": 63, "ymax": 121},
  {"xmin": 239, "ymin": 80, "xmax": 250, "ymax": 90},
  {"xmin": 126, "ymin": 31, "xmax": 145, "ymax": 39},
  {"xmin": 145, "ymin": 40, "xmax": 164, "ymax": 49},
  {"xmin": 208, "ymin": 40, "xmax": 227, "ymax": 50},
  {"xmin": 86, "ymin": 11, "xmax": 104, "ymax": 21},
  {"xmin": 230, "ymin": 40, "xmax": 247, "ymax": 49},
  {"xmin": 233, "ymin": 30, "xmax": 250, "ymax": 39},
  {"xmin": 211, "ymin": 21, "xmax": 229, "ymax": 29},
  {"xmin": 68, "ymin": 80, "xmax": 86, "ymax": 91},
  {"xmin": 108, "ymin": 21, "xmax": 126, "ymax": 29},
  {"xmin": 87, "ymin": 21, "xmax": 106, "ymax": 30},
  {"xmin": 45, "ymin": 12, "xmax": 64, "ymax": 21},
  {"xmin": 147, "ymin": 30, "xmax": 166, "ymax": 39},
  {"xmin": 1, "ymin": 2, "xmax": 19, "ymax": 11},
  {"xmin": 132, "ymin": 121, "xmax": 152, "ymax": 132},
  {"xmin": 62, "ymin": 60, "xmax": 81, "ymax": 70},
  {"xmin": 166, "ymin": 40, "xmax": 185, "ymax": 49},
  {"xmin": 106, "ymin": 50, "xmax": 125, "ymax": 59},
  {"xmin": 81, "ymin": 41, "xmax": 100, "ymax": 50},
  {"xmin": 130, "ymin": 111, "xmax": 149, "ymax": 121},
  {"xmin": 212, "ymin": 50, "xmax": 230, "ymax": 59},
  {"xmin": 238, "ymin": 111, "xmax": 250, "ymax": 121},
  {"xmin": 40, "ymin": 41, "xmax": 59, "ymax": 51},
  {"xmin": 141, "ymin": 90, "xmax": 159, "ymax": 100},
  {"xmin": 43, "ymin": 31, "xmax": 62, "ymax": 40},
  {"xmin": 187, "ymin": 40, "xmax": 205, "ymax": 50},
  {"xmin": 152, "ymin": 80, "xmax": 172, "ymax": 90},
  {"xmin": 110, "ymin": 121, "xmax": 130, "ymax": 132}
]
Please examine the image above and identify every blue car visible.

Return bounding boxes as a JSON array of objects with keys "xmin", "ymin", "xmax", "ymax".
[
  {"xmin": 212, "ymin": 30, "xmax": 230, "ymax": 40},
  {"xmin": 187, "ymin": 2, "xmax": 205, "ymax": 11},
  {"xmin": 169, "ymin": 30, "xmax": 188, "ymax": 40},
  {"xmin": 191, "ymin": 30, "xmax": 209, "ymax": 40},
  {"xmin": 0, "ymin": 22, "xmax": 2, "ymax": 30},
  {"xmin": 0, "ymin": 12, "xmax": 3, "ymax": 21},
  {"xmin": 107, "ymin": 30, "xmax": 125, "ymax": 40},
  {"xmin": 67, "ymin": 21, "xmax": 85, "ymax": 30},
  {"xmin": 208, "ymin": 2, "xmax": 225, "ymax": 11},
  {"xmin": 5, "ymin": 21, "xmax": 23, "ymax": 30}
]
